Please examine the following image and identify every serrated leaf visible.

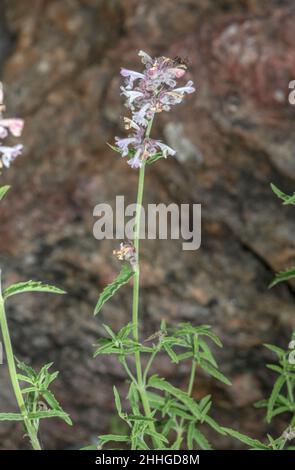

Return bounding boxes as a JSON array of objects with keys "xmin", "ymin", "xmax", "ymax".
[
  {"xmin": 99, "ymin": 434, "xmax": 130, "ymax": 444},
  {"xmin": 16, "ymin": 359, "xmax": 37, "ymax": 380},
  {"xmin": 267, "ymin": 375, "xmax": 286, "ymax": 423},
  {"xmin": 148, "ymin": 375, "xmax": 202, "ymax": 420},
  {"xmin": 189, "ymin": 424, "xmax": 212, "ymax": 450},
  {"xmin": 270, "ymin": 183, "xmax": 295, "ymax": 205},
  {"xmin": 0, "ymin": 413, "xmax": 23, "ymax": 421},
  {"xmin": 263, "ymin": 343, "xmax": 285, "ymax": 358},
  {"xmin": 113, "ymin": 386, "xmax": 122, "ymax": 416},
  {"xmin": 28, "ymin": 409, "xmax": 72, "ymax": 424},
  {"xmin": 42, "ymin": 390, "xmax": 72, "ymax": 425},
  {"xmin": 266, "ymin": 364, "xmax": 284, "ymax": 374},
  {"xmin": 269, "ymin": 267, "xmax": 295, "ymax": 288},
  {"xmin": 126, "ymin": 415, "xmax": 154, "ymax": 422},
  {"xmin": 202, "ymin": 415, "xmax": 226, "ymax": 435},
  {"xmin": 94, "ymin": 264, "xmax": 134, "ymax": 315},
  {"xmin": 3, "ymin": 281, "xmax": 66, "ymax": 300},
  {"xmin": 222, "ymin": 427, "xmax": 269, "ymax": 450},
  {"xmin": 200, "ymin": 360, "xmax": 231, "ymax": 386},
  {"xmin": 0, "ymin": 185, "xmax": 10, "ymax": 201}
]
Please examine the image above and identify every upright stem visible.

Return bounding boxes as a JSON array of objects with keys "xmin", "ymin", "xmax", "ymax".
[
  {"xmin": 0, "ymin": 272, "xmax": 41, "ymax": 450},
  {"xmin": 131, "ymin": 116, "xmax": 162, "ymax": 448},
  {"xmin": 187, "ymin": 360, "xmax": 197, "ymax": 397},
  {"xmin": 176, "ymin": 359, "xmax": 197, "ymax": 448}
]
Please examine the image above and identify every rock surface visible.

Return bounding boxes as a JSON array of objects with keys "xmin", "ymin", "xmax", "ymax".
[{"xmin": 0, "ymin": 0, "xmax": 294, "ymax": 449}]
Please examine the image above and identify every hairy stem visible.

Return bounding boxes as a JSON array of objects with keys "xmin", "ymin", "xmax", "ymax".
[{"xmin": 0, "ymin": 272, "xmax": 41, "ymax": 450}]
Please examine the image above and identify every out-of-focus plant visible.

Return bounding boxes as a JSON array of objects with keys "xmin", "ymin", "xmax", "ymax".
[
  {"xmin": 0, "ymin": 83, "xmax": 71, "ymax": 450},
  {"xmin": 92, "ymin": 51, "xmax": 232, "ymax": 450},
  {"xmin": 222, "ymin": 185, "xmax": 295, "ymax": 450}
]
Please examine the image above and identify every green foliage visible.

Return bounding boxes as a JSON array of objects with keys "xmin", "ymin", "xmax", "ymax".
[
  {"xmin": 0, "ymin": 185, "xmax": 10, "ymax": 201},
  {"xmin": 271, "ymin": 183, "xmax": 295, "ymax": 205},
  {"xmin": 255, "ymin": 336, "xmax": 295, "ymax": 424},
  {"xmin": 94, "ymin": 320, "xmax": 230, "ymax": 450},
  {"xmin": 269, "ymin": 267, "xmax": 295, "ymax": 288},
  {"xmin": 94, "ymin": 264, "xmax": 134, "ymax": 315},
  {"xmin": 3, "ymin": 281, "xmax": 66, "ymax": 300},
  {"xmin": 270, "ymin": 184, "xmax": 295, "ymax": 287},
  {"xmin": 16, "ymin": 360, "xmax": 72, "ymax": 427}
]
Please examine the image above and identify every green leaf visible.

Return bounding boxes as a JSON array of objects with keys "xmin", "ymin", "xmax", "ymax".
[
  {"xmin": 94, "ymin": 264, "xmax": 134, "ymax": 315},
  {"xmin": 3, "ymin": 281, "xmax": 66, "ymax": 300},
  {"xmin": 163, "ymin": 344, "xmax": 179, "ymax": 363},
  {"xmin": 200, "ymin": 360, "xmax": 231, "ymax": 386},
  {"xmin": 269, "ymin": 267, "xmax": 295, "ymax": 288},
  {"xmin": 267, "ymin": 375, "xmax": 286, "ymax": 423},
  {"xmin": 113, "ymin": 386, "xmax": 122, "ymax": 416},
  {"xmin": 270, "ymin": 183, "xmax": 295, "ymax": 205},
  {"xmin": 266, "ymin": 364, "xmax": 284, "ymax": 374},
  {"xmin": 188, "ymin": 424, "xmax": 212, "ymax": 450},
  {"xmin": 28, "ymin": 410, "xmax": 72, "ymax": 424},
  {"xmin": 0, "ymin": 185, "xmax": 10, "ymax": 201},
  {"xmin": 42, "ymin": 390, "xmax": 72, "ymax": 425},
  {"xmin": 80, "ymin": 445, "xmax": 98, "ymax": 450},
  {"xmin": 99, "ymin": 434, "xmax": 130, "ymax": 444},
  {"xmin": 126, "ymin": 415, "xmax": 154, "ymax": 422},
  {"xmin": 0, "ymin": 413, "xmax": 23, "ymax": 421},
  {"xmin": 148, "ymin": 375, "xmax": 202, "ymax": 420},
  {"xmin": 147, "ymin": 152, "xmax": 164, "ymax": 165},
  {"xmin": 222, "ymin": 427, "xmax": 269, "ymax": 450},
  {"xmin": 145, "ymin": 430, "xmax": 169, "ymax": 445},
  {"xmin": 202, "ymin": 415, "xmax": 226, "ymax": 435},
  {"xmin": 107, "ymin": 143, "xmax": 122, "ymax": 154},
  {"xmin": 263, "ymin": 344, "xmax": 285, "ymax": 358}
]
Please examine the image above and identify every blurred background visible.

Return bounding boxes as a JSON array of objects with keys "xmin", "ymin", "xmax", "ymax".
[{"xmin": 0, "ymin": 0, "xmax": 294, "ymax": 449}]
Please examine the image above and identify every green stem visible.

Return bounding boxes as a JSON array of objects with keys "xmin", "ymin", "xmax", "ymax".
[
  {"xmin": 176, "ymin": 359, "xmax": 197, "ymax": 448},
  {"xmin": 0, "ymin": 273, "xmax": 41, "ymax": 450},
  {"xmin": 131, "ymin": 116, "xmax": 162, "ymax": 449},
  {"xmin": 187, "ymin": 360, "xmax": 197, "ymax": 397}
]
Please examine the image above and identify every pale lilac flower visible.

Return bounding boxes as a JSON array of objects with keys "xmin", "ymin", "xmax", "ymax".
[
  {"xmin": 133, "ymin": 103, "xmax": 151, "ymax": 127},
  {"xmin": 120, "ymin": 88, "xmax": 144, "ymax": 108},
  {"xmin": 114, "ymin": 51, "xmax": 195, "ymax": 169},
  {"xmin": 0, "ymin": 82, "xmax": 24, "ymax": 170},
  {"xmin": 120, "ymin": 68, "xmax": 145, "ymax": 89},
  {"xmin": 155, "ymin": 141, "xmax": 176, "ymax": 157},
  {"xmin": 115, "ymin": 137, "xmax": 138, "ymax": 157},
  {"xmin": 0, "ymin": 144, "xmax": 23, "ymax": 168},
  {"xmin": 0, "ymin": 118, "xmax": 24, "ymax": 137},
  {"xmin": 128, "ymin": 148, "xmax": 142, "ymax": 169}
]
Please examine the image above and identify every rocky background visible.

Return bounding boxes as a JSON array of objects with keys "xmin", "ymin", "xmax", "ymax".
[{"xmin": 0, "ymin": 0, "xmax": 294, "ymax": 449}]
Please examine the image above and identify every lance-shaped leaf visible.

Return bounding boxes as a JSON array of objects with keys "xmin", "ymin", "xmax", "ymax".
[
  {"xmin": 0, "ymin": 412, "xmax": 23, "ymax": 421},
  {"xmin": 0, "ymin": 185, "xmax": 10, "ymax": 201},
  {"xmin": 94, "ymin": 264, "xmax": 134, "ymax": 315},
  {"xmin": 271, "ymin": 183, "xmax": 295, "ymax": 205},
  {"xmin": 28, "ymin": 409, "xmax": 72, "ymax": 424},
  {"xmin": 3, "ymin": 281, "xmax": 66, "ymax": 300},
  {"xmin": 269, "ymin": 267, "xmax": 295, "ymax": 288}
]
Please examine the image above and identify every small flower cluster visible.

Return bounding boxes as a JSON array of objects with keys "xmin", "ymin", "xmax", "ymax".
[
  {"xmin": 115, "ymin": 51, "xmax": 195, "ymax": 168},
  {"xmin": 0, "ymin": 83, "xmax": 24, "ymax": 169},
  {"xmin": 113, "ymin": 240, "xmax": 137, "ymax": 270}
]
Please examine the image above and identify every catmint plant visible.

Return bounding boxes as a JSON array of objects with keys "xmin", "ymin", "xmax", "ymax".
[
  {"xmin": 0, "ymin": 82, "xmax": 71, "ymax": 450},
  {"xmin": 93, "ymin": 51, "xmax": 232, "ymax": 450},
  {"xmin": 221, "ymin": 184, "xmax": 295, "ymax": 450}
]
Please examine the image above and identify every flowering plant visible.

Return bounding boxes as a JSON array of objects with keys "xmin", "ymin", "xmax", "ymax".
[
  {"xmin": 92, "ymin": 51, "xmax": 231, "ymax": 450},
  {"xmin": 0, "ymin": 82, "xmax": 71, "ymax": 450}
]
